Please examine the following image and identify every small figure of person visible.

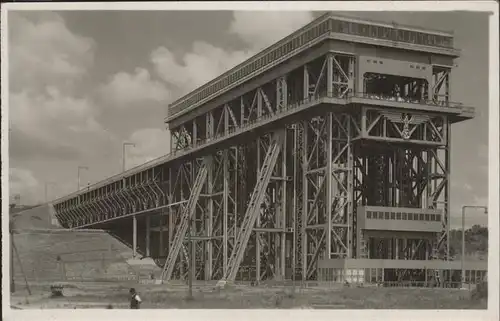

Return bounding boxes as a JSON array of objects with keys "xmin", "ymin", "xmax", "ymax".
[{"xmin": 129, "ymin": 288, "xmax": 142, "ymax": 309}]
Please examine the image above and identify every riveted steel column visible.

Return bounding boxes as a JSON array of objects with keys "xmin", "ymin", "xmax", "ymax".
[
  {"xmin": 133, "ymin": 215, "xmax": 137, "ymax": 258},
  {"xmin": 146, "ymin": 215, "xmax": 151, "ymax": 257}
]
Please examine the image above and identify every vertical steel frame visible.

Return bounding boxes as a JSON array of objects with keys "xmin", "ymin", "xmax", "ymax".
[{"xmin": 53, "ymin": 48, "xmax": 458, "ymax": 284}]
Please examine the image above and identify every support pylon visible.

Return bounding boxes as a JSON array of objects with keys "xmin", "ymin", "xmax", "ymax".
[
  {"xmin": 161, "ymin": 158, "xmax": 209, "ymax": 282},
  {"xmin": 217, "ymin": 131, "xmax": 284, "ymax": 286}
]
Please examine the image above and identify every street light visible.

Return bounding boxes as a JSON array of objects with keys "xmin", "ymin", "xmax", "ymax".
[
  {"xmin": 461, "ymin": 205, "xmax": 488, "ymax": 284},
  {"xmin": 122, "ymin": 142, "xmax": 135, "ymax": 172},
  {"xmin": 77, "ymin": 166, "xmax": 89, "ymax": 191}
]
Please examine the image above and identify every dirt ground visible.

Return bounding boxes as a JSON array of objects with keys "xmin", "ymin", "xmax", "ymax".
[{"xmin": 10, "ymin": 281, "xmax": 487, "ymax": 310}]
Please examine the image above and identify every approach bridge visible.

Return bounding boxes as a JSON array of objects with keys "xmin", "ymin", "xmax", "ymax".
[{"xmin": 52, "ymin": 12, "xmax": 474, "ymax": 285}]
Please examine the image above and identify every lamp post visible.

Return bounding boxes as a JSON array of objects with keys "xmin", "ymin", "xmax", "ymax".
[
  {"xmin": 461, "ymin": 205, "xmax": 488, "ymax": 284},
  {"xmin": 122, "ymin": 142, "xmax": 135, "ymax": 172},
  {"xmin": 77, "ymin": 166, "xmax": 89, "ymax": 191}
]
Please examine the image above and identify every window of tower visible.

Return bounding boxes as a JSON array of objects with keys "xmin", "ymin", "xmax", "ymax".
[{"xmin": 363, "ymin": 73, "xmax": 429, "ymax": 104}]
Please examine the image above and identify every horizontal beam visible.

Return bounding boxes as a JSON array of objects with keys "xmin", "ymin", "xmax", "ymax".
[
  {"xmin": 53, "ymin": 96, "xmax": 333, "ymax": 204},
  {"xmin": 270, "ymin": 176, "xmax": 292, "ymax": 181},
  {"xmin": 12, "ymin": 228, "xmax": 107, "ymax": 234},
  {"xmin": 253, "ymin": 228, "xmax": 293, "ymax": 233},
  {"xmin": 183, "ymin": 235, "xmax": 224, "ymax": 242},
  {"xmin": 306, "ymin": 224, "xmax": 326, "ymax": 230},
  {"xmin": 53, "ymin": 94, "xmax": 472, "ymax": 206},
  {"xmin": 352, "ymin": 136, "xmax": 445, "ymax": 146},
  {"xmin": 73, "ymin": 203, "xmax": 171, "ymax": 229}
]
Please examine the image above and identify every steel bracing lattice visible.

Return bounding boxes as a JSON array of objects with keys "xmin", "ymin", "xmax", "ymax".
[{"xmin": 53, "ymin": 43, "xmax": 471, "ymax": 283}]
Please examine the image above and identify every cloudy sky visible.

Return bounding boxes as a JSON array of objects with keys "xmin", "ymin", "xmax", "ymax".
[{"xmin": 7, "ymin": 10, "xmax": 489, "ymax": 228}]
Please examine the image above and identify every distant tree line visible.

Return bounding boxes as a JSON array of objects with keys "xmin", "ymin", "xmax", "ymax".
[{"xmin": 449, "ymin": 225, "xmax": 488, "ymax": 258}]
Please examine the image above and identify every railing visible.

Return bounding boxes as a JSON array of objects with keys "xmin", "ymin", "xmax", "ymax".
[
  {"xmin": 54, "ymin": 91, "xmax": 472, "ymax": 204},
  {"xmin": 350, "ymin": 92, "xmax": 464, "ymax": 109},
  {"xmin": 461, "ymin": 106, "xmax": 475, "ymax": 113},
  {"xmin": 381, "ymin": 281, "xmax": 463, "ymax": 288}
]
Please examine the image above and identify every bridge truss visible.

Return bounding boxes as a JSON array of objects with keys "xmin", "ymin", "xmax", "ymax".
[{"xmin": 53, "ymin": 50, "xmax": 466, "ymax": 283}]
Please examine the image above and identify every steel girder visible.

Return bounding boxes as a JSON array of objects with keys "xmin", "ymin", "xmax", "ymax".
[
  {"xmin": 253, "ymin": 131, "xmax": 291, "ymax": 283},
  {"xmin": 297, "ymin": 53, "xmax": 356, "ymax": 280},
  {"xmin": 351, "ymin": 107, "xmax": 451, "ymax": 264},
  {"xmin": 219, "ymin": 130, "xmax": 286, "ymax": 283},
  {"xmin": 55, "ymin": 166, "xmax": 168, "ymax": 229},
  {"xmin": 161, "ymin": 157, "xmax": 209, "ymax": 282},
  {"xmin": 293, "ymin": 124, "xmax": 305, "ymax": 279},
  {"xmin": 300, "ymin": 113, "xmax": 354, "ymax": 280},
  {"xmin": 164, "ymin": 54, "xmax": 351, "ymax": 282},
  {"xmin": 53, "ymin": 50, "xmax": 458, "ymax": 282},
  {"xmin": 187, "ymin": 151, "xmax": 231, "ymax": 281},
  {"xmin": 431, "ymin": 66, "xmax": 451, "ymax": 106},
  {"xmin": 54, "ymin": 52, "xmax": 361, "ymax": 281}
]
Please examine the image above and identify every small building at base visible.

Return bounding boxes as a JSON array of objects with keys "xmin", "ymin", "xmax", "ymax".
[{"xmin": 317, "ymin": 258, "xmax": 487, "ymax": 287}]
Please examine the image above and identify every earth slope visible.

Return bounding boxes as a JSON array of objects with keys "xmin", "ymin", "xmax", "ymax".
[{"xmin": 10, "ymin": 204, "xmax": 161, "ymax": 284}]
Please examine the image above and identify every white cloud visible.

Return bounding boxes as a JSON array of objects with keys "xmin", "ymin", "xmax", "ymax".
[
  {"xmin": 150, "ymin": 11, "xmax": 314, "ymax": 100},
  {"xmin": 9, "ymin": 12, "xmax": 110, "ymax": 162},
  {"xmin": 9, "ymin": 12, "xmax": 95, "ymax": 93},
  {"xmin": 151, "ymin": 42, "xmax": 251, "ymax": 96},
  {"xmin": 472, "ymin": 195, "xmax": 489, "ymax": 208},
  {"xmin": 124, "ymin": 128, "xmax": 171, "ymax": 170},
  {"xmin": 7, "ymin": 12, "xmax": 122, "ymax": 206},
  {"xmin": 100, "ymin": 68, "xmax": 170, "ymax": 105},
  {"xmin": 9, "ymin": 168, "xmax": 40, "ymax": 204},
  {"xmin": 10, "ymin": 88, "xmax": 110, "ymax": 158},
  {"xmin": 11, "ymin": 88, "xmax": 97, "ymax": 135},
  {"xmin": 229, "ymin": 11, "xmax": 314, "ymax": 50}
]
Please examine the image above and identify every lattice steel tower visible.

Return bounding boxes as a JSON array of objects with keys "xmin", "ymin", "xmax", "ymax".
[{"xmin": 53, "ymin": 13, "xmax": 474, "ymax": 285}]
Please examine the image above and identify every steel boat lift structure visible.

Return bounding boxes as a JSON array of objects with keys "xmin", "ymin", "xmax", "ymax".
[{"xmin": 52, "ymin": 13, "xmax": 486, "ymax": 286}]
